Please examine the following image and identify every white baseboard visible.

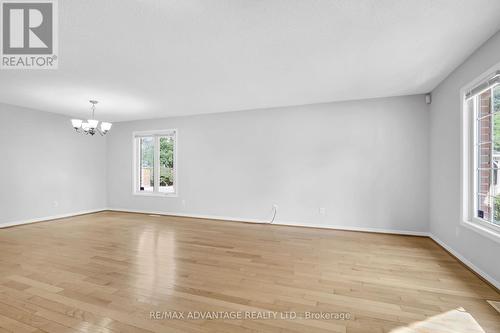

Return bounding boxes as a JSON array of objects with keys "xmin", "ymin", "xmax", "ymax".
[
  {"xmin": 487, "ymin": 300, "xmax": 500, "ymax": 314},
  {"xmin": 109, "ymin": 208, "xmax": 499, "ymax": 289},
  {"xmin": 0, "ymin": 208, "xmax": 107, "ymax": 228},
  {"xmin": 107, "ymin": 207, "xmax": 429, "ymax": 236},
  {"xmin": 3, "ymin": 207, "xmax": 496, "ymax": 291},
  {"xmin": 109, "ymin": 207, "xmax": 275, "ymax": 224},
  {"xmin": 430, "ymin": 234, "xmax": 500, "ymax": 290},
  {"xmin": 275, "ymin": 220, "xmax": 429, "ymax": 236}
]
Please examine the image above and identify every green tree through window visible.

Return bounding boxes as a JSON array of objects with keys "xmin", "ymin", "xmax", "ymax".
[{"xmin": 160, "ymin": 137, "xmax": 174, "ymax": 186}]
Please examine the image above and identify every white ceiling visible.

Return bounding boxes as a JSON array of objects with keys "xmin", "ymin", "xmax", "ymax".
[{"xmin": 1, "ymin": 0, "xmax": 500, "ymax": 122}]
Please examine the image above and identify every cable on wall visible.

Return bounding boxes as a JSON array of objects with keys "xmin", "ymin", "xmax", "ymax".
[{"xmin": 267, "ymin": 205, "xmax": 277, "ymax": 224}]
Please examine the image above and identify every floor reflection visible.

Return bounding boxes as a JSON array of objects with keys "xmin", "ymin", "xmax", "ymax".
[{"xmin": 135, "ymin": 226, "xmax": 177, "ymax": 297}]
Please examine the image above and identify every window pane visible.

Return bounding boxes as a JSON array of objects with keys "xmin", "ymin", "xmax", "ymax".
[
  {"xmin": 488, "ymin": 187, "xmax": 500, "ymax": 225},
  {"xmin": 470, "ymin": 84, "xmax": 500, "ymax": 229},
  {"xmin": 478, "ymin": 118, "xmax": 492, "ymax": 145},
  {"xmin": 478, "ymin": 89, "xmax": 492, "ymax": 118},
  {"xmin": 494, "ymin": 85, "xmax": 500, "ymax": 113},
  {"xmin": 477, "ymin": 193, "xmax": 492, "ymax": 221},
  {"xmin": 477, "ymin": 89, "xmax": 492, "ymax": 157},
  {"xmin": 478, "ymin": 168, "xmax": 493, "ymax": 195},
  {"xmin": 493, "ymin": 193, "xmax": 500, "ymax": 226},
  {"xmin": 477, "ymin": 192, "xmax": 500, "ymax": 225},
  {"xmin": 159, "ymin": 136, "xmax": 175, "ymax": 193},
  {"xmin": 476, "ymin": 89, "xmax": 493, "ymax": 221},
  {"xmin": 493, "ymin": 86, "xmax": 500, "ymax": 225},
  {"xmin": 494, "ymin": 87, "xmax": 500, "ymax": 154},
  {"xmin": 139, "ymin": 137, "xmax": 154, "ymax": 192},
  {"xmin": 478, "ymin": 143, "xmax": 491, "ymax": 167}
]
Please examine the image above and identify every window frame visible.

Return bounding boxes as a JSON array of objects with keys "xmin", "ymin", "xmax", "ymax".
[
  {"xmin": 461, "ymin": 65, "xmax": 500, "ymax": 243},
  {"xmin": 132, "ymin": 129, "xmax": 178, "ymax": 197}
]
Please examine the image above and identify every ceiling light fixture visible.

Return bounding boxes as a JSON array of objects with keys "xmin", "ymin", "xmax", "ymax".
[{"xmin": 71, "ymin": 100, "xmax": 112, "ymax": 136}]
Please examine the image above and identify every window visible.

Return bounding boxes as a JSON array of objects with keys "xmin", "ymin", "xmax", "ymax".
[
  {"xmin": 464, "ymin": 71, "xmax": 500, "ymax": 237},
  {"xmin": 133, "ymin": 130, "xmax": 177, "ymax": 196}
]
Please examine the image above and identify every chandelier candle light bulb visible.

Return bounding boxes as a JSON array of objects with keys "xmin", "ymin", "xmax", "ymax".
[
  {"xmin": 71, "ymin": 100, "xmax": 112, "ymax": 136},
  {"xmin": 71, "ymin": 119, "xmax": 82, "ymax": 129},
  {"xmin": 100, "ymin": 122, "xmax": 112, "ymax": 133},
  {"xmin": 87, "ymin": 119, "xmax": 99, "ymax": 129}
]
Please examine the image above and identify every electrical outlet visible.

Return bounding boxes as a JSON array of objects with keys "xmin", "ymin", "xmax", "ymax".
[
  {"xmin": 319, "ymin": 207, "xmax": 326, "ymax": 216},
  {"xmin": 273, "ymin": 204, "xmax": 278, "ymax": 210},
  {"xmin": 53, "ymin": 201, "xmax": 59, "ymax": 208}
]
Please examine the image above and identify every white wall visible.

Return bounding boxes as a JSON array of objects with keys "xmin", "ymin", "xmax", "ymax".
[
  {"xmin": 107, "ymin": 95, "xmax": 429, "ymax": 233},
  {"xmin": 430, "ymin": 32, "xmax": 500, "ymax": 287},
  {"xmin": 0, "ymin": 103, "xmax": 107, "ymax": 226}
]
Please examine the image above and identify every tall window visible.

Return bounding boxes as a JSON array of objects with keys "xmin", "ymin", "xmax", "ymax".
[
  {"xmin": 465, "ymin": 71, "xmax": 500, "ymax": 233},
  {"xmin": 134, "ymin": 130, "xmax": 177, "ymax": 196}
]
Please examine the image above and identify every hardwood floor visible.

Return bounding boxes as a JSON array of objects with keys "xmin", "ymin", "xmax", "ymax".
[{"xmin": 0, "ymin": 211, "xmax": 498, "ymax": 333}]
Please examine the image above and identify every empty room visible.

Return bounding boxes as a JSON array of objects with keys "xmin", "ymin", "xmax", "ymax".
[{"xmin": 1, "ymin": 0, "xmax": 500, "ymax": 332}]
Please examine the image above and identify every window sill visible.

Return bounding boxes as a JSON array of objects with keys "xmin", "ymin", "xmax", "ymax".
[
  {"xmin": 461, "ymin": 220, "xmax": 500, "ymax": 244},
  {"xmin": 133, "ymin": 192, "xmax": 178, "ymax": 198}
]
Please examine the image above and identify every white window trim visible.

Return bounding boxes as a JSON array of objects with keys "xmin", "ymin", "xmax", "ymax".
[
  {"xmin": 461, "ymin": 62, "xmax": 500, "ymax": 243},
  {"xmin": 132, "ymin": 129, "xmax": 178, "ymax": 198}
]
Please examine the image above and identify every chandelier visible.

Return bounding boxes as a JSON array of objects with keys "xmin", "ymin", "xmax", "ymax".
[{"xmin": 71, "ymin": 100, "xmax": 112, "ymax": 136}]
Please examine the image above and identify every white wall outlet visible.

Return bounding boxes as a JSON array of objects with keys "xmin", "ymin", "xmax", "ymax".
[
  {"xmin": 319, "ymin": 207, "xmax": 326, "ymax": 216},
  {"xmin": 272, "ymin": 204, "xmax": 278, "ymax": 210},
  {"xmin": 53, "ymin": 200, "xmax": 59, "ymax": 208}
]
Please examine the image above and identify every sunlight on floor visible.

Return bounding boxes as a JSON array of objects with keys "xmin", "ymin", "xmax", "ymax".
[{"xmin": 390, "ymin": 308, "xmax": 486, "ymax": 333}]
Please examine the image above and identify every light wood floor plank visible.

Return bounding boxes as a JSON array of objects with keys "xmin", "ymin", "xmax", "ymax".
[{"xmin": 0, "ymin": 211, "xmax": 498, "ymax": 332}]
